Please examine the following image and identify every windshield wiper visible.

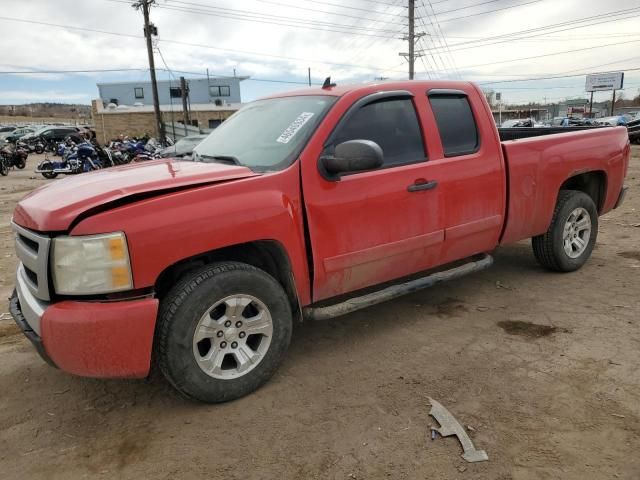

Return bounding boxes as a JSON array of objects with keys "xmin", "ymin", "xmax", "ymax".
[{"xmin": 199, "ymin": 154, "xmax": 241, "ymax": 166}]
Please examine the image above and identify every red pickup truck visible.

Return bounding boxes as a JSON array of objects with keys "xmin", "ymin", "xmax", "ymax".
[{"xmin": 10, "ymin": 81, "xmax": 629, "ymax": 403}]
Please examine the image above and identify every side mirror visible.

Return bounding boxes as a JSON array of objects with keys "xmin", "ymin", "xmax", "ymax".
[{"xmin": 321, "ymin": 139, "xmax": 383, "ymax": 177}]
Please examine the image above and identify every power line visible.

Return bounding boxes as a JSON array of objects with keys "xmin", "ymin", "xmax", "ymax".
[
  {"xmin": 477, "ymin": 67, "xmax": 640, "ymax": 85},
  {"xmin": 120, "ymin": 0, "xmax": 403, "ymax": 37},
  {"xmin": 0, "ymin": 16, "xmax": 409, "ymax": 74},
  {"xmin": 296, "ymin": 0, "xmax": 404, "ymax": 16},
  {"xmin": 252, "ymin": 0, "xmax": 406, "ymax": 24},
  {"xmin": 455, "ymin": 38, "xmax": 640, "ymax": 71},
  {"xmin": 421, "ymin": 1, "xmax": 461, "ymax": 78},
  {"xmin": 0, "ymin": 68, "xmax": 147, "ymax": 74},
  {"xmin": 435, "ymin": 0, "xmax": 544, "ymax": 23},
  {"xmin": 432, "ymin": 0, "xmax": 511, "ymax": 16},
  {"xmin": 425, "ymin": 8, "xmax": 640, "ymax": 53}
]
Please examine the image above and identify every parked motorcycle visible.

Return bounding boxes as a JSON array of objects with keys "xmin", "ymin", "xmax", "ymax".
[
  {"xmin": 35, "ymin": 142, "xmax": 104, "ymax": 179},
  {"xmin": 1, "ymin": 143, "xmax": 28, "ymax": 171}
]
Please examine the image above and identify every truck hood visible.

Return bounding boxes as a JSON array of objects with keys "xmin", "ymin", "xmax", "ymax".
[{"xmin": 14, "ymin": 159, "xmax": 258, "ymax": 232}]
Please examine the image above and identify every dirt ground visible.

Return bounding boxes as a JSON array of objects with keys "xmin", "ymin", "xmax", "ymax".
[{"xmin": 0, "ymin": 149, "xmax": 639, "ymax": 480}]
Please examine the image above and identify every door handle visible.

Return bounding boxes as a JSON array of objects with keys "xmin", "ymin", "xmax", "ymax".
[{"xmin": 408, "ymin": 180, "xmax": 438, "ymax": 192}]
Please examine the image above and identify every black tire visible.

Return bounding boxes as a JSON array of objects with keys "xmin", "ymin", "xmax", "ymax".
[
  {"xmin": 156, "ymin": 261, "xmax": 293, "ymax": 403},
  {"xmin": 532, "ymin": 190, "xmax": 598, "ymax": 272},
  {"xmin": 15, "ymin": 158, "xmax": 26, "ymax": 169},
  {"xmin": 0, "ymin": 161, "xmax": 8, "ymax": 176},
  {"xmin": 35, "ymin": 145, "xmax": 44, "ymax": 154}
]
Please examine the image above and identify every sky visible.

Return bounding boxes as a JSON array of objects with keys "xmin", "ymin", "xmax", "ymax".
[{"xmin": 0, "ymin": 0, "xmax": 639, "ymax": 106}]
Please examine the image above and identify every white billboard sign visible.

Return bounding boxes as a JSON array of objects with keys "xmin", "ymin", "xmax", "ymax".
[{"xmin": 585, "ymin": 72, "xmax": 624, "ymax": 92}]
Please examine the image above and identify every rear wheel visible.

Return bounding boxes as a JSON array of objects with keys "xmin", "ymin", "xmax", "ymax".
[
  {"xmin": 15, "ymin": 158, "xmax": 26, "ymax": 169},
  {"xmin": 39, "ymin": 161, "xmax": 58, "ymax": 179},
  {"xmin": 532, "ymin": 190, "xmax": 598, "ymax": 272},
  {"xmin": 156, "ymin": 262, "xmax": 292, "ymax": 403}
]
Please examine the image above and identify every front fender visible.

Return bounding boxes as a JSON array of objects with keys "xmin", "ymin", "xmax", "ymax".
[{"xmin": 70, "ymin": 162, "xmax": 312, "ymax": 305}]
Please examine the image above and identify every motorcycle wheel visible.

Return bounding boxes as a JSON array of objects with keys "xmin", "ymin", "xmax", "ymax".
[
  {"xmin": 15, "ymin": 159, "xmax": 26, "ymax": 169},
  {"xmin": 35, "ymin": 145, "xmax": 44, "ymax": 154},
  {"xmin": 0, "ymin": 161, "xmax": 9, "ymax": 176},
  {"xmin": 39, "ymin": 161, "xmax": 58, "ymax": 179}
]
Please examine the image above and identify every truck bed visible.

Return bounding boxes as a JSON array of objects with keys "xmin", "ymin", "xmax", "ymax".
[
  {"xmin": 499, "ymin": 126, "xmax": 629, "ymax": 245},
  {"xmin": 497, "ymin": 126, "xmax": 603, "ymax": 141}
]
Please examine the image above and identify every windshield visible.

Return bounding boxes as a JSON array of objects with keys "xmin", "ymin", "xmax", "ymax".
[{"xmin": 193, "ymin": 95, "xmax": 336, "ymax": 171}]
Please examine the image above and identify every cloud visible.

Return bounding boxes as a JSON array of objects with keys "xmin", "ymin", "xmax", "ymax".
[
  {"xmin": 0, "ymin": 90, "xmax": 90, "ymax": 103},
  {"xmin": 0, "ymin": 0, "xmax": 639, "ymax": 104}
]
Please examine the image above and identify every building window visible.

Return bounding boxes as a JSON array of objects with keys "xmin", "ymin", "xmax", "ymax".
[
  {"xmin": 109, "ymin": 98, "xmax": 118, "ymax": 106},
  {"xmin": 208, "ymin": 119, "xmax": 222, "ymax": 129},
  {"xmin": 134, "ymin": 87, "xmax": 144, "ymax": 99},
  {"xmin": 209, "ymin": 85, "xmax": 231, "ymax": 97},
  {"xmin": 170, "ymin": 87, "xmax": 182, "ymax": 98}
]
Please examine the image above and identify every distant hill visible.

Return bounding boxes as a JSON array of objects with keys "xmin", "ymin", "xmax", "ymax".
[{"xmin": 0, "ymin": 103, "xmax": 91, "ymax": 119}]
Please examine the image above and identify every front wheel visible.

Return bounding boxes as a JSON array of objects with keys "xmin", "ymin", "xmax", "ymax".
[
  {"xmin": 532, "ymin": 190, "xmax": 598, "ymax": 272},
  {"xmin": 15, "ymin": 158, "xmax": 26, "ymax": 169},
  {"xmin": 35, "ymin": 145, "xmax": 44, "ymax": 154},
  {"xmin": 156, "ymin": 262, "xmax": 293, "ymax": 403}
]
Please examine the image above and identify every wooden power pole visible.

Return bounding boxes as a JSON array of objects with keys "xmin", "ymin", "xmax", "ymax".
[
  {"xmin": 399, "ymin": 0, "xmax": 424, "ymax": 80},
  {"xmin": 180, "ymin": 76, "xmax": 190, "ymax": 132},
  {"xmin": 134, "ymin": 0, "xmax": 165, "ymax": 143},
  {"xmin": 408, "ymin": 0, "xmax": 415, "ymax": 80}
]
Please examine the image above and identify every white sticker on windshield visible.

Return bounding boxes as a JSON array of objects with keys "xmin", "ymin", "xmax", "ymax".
[{"xmin": 276, "ymin": 112, "xmax": 315, "ymax": 144}]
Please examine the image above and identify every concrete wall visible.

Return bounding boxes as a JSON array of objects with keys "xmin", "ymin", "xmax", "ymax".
[
  {"xmin": 91, "ymin": 100, "xmax": 236, "ymax": 143},
  {"xmin": 97, "ymin": 77, "xmax": 243, "ymax": 106}
]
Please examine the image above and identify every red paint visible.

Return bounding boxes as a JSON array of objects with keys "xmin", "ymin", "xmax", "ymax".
[
  {"xmin": 499, "ymin": 126, "xmax": 628, "ymax": 244},
  {"xmin": 13, "ymin": 80, "xmax": 630, "ymax": 379},
  {"xmin": 41, "ymin": 298, "xmax": 158, "ymax": 378},
  {"xmin": 13, "ymin": 159, "xmax": 257, "ymax": 231}
]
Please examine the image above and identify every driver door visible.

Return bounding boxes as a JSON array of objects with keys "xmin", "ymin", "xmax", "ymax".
[{"xmin": 301, "ymin": 91, "xmax": 446, "ymax": 302}]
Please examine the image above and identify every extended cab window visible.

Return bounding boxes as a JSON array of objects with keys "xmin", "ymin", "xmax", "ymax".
[
  {"xmin": 333, "ymin": 98, "xmax": 425, "ymax": 166},
  {"xmin": 428, "ymin": 94, "xmax": 479, "ymax": 157}
]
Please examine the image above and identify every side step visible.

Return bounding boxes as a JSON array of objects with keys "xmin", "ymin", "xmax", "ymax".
[{"xmin": 303, "ymin": 253, "xmax": 493, "ymax": 321}]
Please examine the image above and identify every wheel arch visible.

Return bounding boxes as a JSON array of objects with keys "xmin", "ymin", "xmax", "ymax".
[
  {"xmin": 558, "ymin": 170, "xmax": 607, "ymax": 213},
  {"xmin": 154, "ymin": 239, "xmax": 302, "ymax": 320}
]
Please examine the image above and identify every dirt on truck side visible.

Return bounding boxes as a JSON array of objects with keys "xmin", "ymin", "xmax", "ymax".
[{"xmin": 1, "ymin": 149, "xmax": 639, "ymax": 480}]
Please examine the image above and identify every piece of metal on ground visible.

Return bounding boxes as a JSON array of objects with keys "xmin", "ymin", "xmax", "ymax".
[{"xmin": 429, "ymin": 397, "xmax": 489, "ymax": 463}]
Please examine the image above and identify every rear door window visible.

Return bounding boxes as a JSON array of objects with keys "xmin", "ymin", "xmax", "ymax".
[
  {"xmin": 332, "ymin": 98, "xmax": 425, "ymax": 167},
  {"xmin": 428, "ymin": 93, "xmax": 479, "ymax": 157}
]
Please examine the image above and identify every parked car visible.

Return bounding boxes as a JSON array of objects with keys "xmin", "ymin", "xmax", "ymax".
[
  {"xmin": 501, "ymin": 118, "xmax": 546, "ymax": 128},
  {"xmin": 159, "ymin": 134, "xmax": 208, "ymax": 158},
  {"xmin": 597, "ymin": 116, "xmax": 627, "ymax": 127},
  {"xmin": 9, "ymin": 80, "xmax": 630, "ymax": 403},
  {"xmin": 3, "ymin": 127, "xmax": 35, "ymax": 143}
]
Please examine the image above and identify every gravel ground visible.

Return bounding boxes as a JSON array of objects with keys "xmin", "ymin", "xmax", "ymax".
[{"xmin": 0, "ymin": 148, "xmax": 639, "ymax": 479}]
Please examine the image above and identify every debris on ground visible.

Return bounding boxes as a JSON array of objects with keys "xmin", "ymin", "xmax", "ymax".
[{"xmin": 428, "ymin": 398, "xmax": 489, "ymax": 463}]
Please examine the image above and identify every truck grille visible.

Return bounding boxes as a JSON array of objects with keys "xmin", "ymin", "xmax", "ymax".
[{"xmin": 12, "ymin": 221, "xmax": 51, "ymax": 301}]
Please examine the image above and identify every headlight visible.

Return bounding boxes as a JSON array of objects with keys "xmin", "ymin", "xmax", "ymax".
[{"xmin": 51, "ymin": 232, "xmax": 133, "ymax": 295}]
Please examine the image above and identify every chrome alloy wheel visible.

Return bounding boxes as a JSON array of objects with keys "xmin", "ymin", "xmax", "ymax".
[
  {"xmin": 192, "ymin": 295, "xmax": 273, "ymax": 379},
  {"xmin": 563, "ymin": 207, "xmax": 591, "ymax": 259}
]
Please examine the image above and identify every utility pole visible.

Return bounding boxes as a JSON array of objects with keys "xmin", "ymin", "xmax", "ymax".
[
  {"xmin": 610, "ymin": 90, "xmax": 616, "ymax": 116},
  {"xmin": 308, "ymin": 67, "xmax": 311, "ymax": 87},
  {"xmin": 408, "ymin": 0, "xmax": 415, "ymax": 80},
  {"xmin": 399, "ymin": 0, "xmax": 424, "ymax": 80},
  {"xmin": 180, "ymin": 76, "xmax": 190, "ymax": 134},
  {"xmin": 133, "ymin": 0, "xmax": 165, "ymax": 143}
]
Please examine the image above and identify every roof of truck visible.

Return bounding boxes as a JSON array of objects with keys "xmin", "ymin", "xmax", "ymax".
[{"xmin": 262, "ymin": 80, "xmax": 477, "ymax": 99}]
